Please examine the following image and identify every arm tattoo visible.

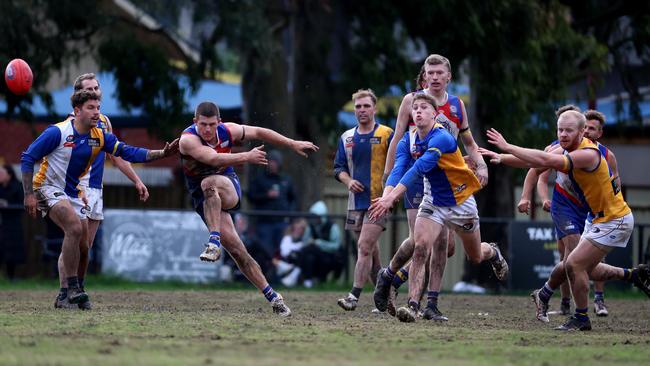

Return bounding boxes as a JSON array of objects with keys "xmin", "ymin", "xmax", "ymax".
[
  {"xmin": 22, "ymin": 172, "xmax": 34, "ymax": 194},
  {"xmin": 145, "ymin": 149, "xmax": 166, "ymax": 162}
]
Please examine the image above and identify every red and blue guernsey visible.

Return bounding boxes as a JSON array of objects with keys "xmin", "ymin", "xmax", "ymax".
[
  {"xmin": 395, "ymin": 123, "xmax": 480, "ymax": 207},
  {"xmin": 180, "ymin": 123, "xmax": 241, "ymax": 211},
  {"xmin": 21, "ymin": 119, "xmax": 149, "ymax": 198},
  {"xmin": 334, "ymin": 123, "xmax": 394, "ymax": 210}
]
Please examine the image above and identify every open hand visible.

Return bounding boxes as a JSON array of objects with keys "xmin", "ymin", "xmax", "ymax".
[
  {"xmin": 163, "ymin": 138, "xmax": 180, "ymax": 157},
  {"xmin": 368, "ymin": 196, "xmax": 393, "ymax": 220},
  {"xmin": 486, "ymin": 128, "xmax": 511, "ymax": 152},
  {"xmin": 478, "ymin": 147, "xmax": 502, "ymax": 164},
  {"xmin": 347, "ymin": 179, "xmax": 364, "ymax": 193},
  {"xmin": 291, "ymin": 140, "xmax": 319, "ymax": 158}
]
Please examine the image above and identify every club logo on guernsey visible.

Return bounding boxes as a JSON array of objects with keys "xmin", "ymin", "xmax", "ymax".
[
  {"xmin": 66, "ymin": 135, "xmax": 74, "ymax": 142},
  {"xmin": 454, "ymin": 183, "xmax": 467, "ymax": 193},
  {"xmin": 88, "ymin": 138, "xmax": 101, "ymax": 147},
  {"xmin": 450, "ymin": 105, "xmax": 458, "ymax": 117},
  {"xmin": 369, "ymin": 137, "xmax": 381, "ymax": 144}
]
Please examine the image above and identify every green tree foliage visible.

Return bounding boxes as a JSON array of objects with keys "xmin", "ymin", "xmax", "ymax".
[
  {"xmin": 0, "ymin": 0, "xmax": 100, "ymax": 120},
  {"xmin": 97, "ymin": 34, "xmax": 191, "ymax": 140}
]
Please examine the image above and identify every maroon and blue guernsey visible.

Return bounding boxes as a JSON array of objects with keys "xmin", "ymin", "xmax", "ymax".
[{"xmin": 180, "ymin": 123, "xmax": 240, "ymax": 212}]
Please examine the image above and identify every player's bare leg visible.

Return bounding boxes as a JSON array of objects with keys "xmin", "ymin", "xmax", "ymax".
[
  {"xmin": 396, "ymin": 217, "xmax": 441, "ymax": 322},
  {"xmin": 375, "ymin": 209, "xmax": 417, "ymax": 314},
  {"xmin": 338, "ymin": 223, "xmax": 383, "ymax": 311},
  {"xmin": 532, "ymin": 233, "xmax": 579, "ymax": 321},
  {"xmin": 557, "ymin": 239, "xmax": 572, "ymax": 315},
  {"xmin": 199, "ymin": 175, "xmax": 237, "ymax": 262},
  {"xmin": 219, "ymin": 212, "xmax": 291, "ymax": 316},
  {"xmin": 422, "ymin": 228, "xmax": 449, "ymax": 321},
  {"xmin": 49, "ymin": 201, "xmax": 87, "ymax": 305},
  {"xmin": 457, "ymin": 230, "xmax": 508, "ymax": 281}
]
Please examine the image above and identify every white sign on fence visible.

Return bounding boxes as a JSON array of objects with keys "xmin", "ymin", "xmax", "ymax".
[{"xmin": 101, "ymin": 209, "xmax": 221, "ymax": 283}]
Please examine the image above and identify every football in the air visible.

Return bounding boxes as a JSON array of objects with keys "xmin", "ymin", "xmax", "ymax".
[{"xmin": 5, "ymin": 58, "xmax": 33, "ymax": 95}]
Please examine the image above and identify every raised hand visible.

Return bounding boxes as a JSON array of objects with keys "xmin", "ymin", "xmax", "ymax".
[
  {"xmin": 486, "ymin": 128, "xmax": 510, "ymax": 151},
  {"xmin": 291, "ymin": 140, "xmax": 319, "ymax": 157},
  {"xmin": 248, "ymin": 144, "xmax": 268, "ymax": 165}
]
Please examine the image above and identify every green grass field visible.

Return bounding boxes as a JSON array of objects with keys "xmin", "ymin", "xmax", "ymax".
[{"xmin": 1, "ymin": 286, "xmax": 649, "ymax": 366}]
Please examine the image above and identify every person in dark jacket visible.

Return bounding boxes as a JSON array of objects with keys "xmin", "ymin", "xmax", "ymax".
[
  {"xmin": 0, "ymin": 164, "xmax": 26, "ymax": 280},
  {"xmin": 247, "ymin": 150, "xmax": 296, "ymax": 257}
]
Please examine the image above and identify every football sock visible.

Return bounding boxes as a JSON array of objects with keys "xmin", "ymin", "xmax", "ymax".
[
  {"xmin": 538, "ymin": 283, "xmax": 554, "ymax": 303},
  {"xmin": 350, "ymin": 287, "xmax": 362, "ymax": 299},
  {"xmin": 67, "ymin": 276, "xmax": 79, "ymax": 290},
  {"xmin": 561, "ymin": 297, "xmax": 571, "ymax": 307},
  {"xmin": 262, "ymin": 285, "xmax": 278, "ymax": 302},
  {"xmin": 392, "ymin": 268, "xmax": 409, "ymax": 289},
  {"xmin": 427, "ymin": 291, "xmax": 439, "ymax": 308},
  {"xmin": 623, "ymin": 268, "xmax": 637, "ymax": 283},
  {"xmin": 209, "ymin": 231, "xmax": 221, "ymax": 247},
  {"xmin": 408, "ymin": 299, "xmax": 420, "ymax": 311},
  {"xmin": 594, "ymin": 291, "xmax": 604, "ymax": 301},
  {"xmin": 79, "ymin": 277, "xmax": 85, "ymax": 289},
  {"xmin": 574, "ymin": 307, "xmax": 589, "ymax": 322},
  {"xmin": 382, "ymin": 268, "xmax": 396, "ymax": 281}
]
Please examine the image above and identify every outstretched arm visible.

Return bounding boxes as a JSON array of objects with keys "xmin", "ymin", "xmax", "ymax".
[
  {"xmin": 179, "ymin": 133, "xmax": 266, "ymax": 167},
  {"xmin": 458, "ymin": 100, "xmax": 488, "ymax": 187},
  {"xmin": 383, "ymin": 93, "xmax": 413, "ymax": 181},
  {"xmin": 228, "ymin": 123, "xmax": 318, "ymax": 157},
  {"xmin": 104, "ymin": 117, "xmax": 149, "ymax": 201}
]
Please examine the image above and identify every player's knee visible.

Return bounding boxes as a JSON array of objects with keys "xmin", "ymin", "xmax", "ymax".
[
  {"xmin": 201, "ymin": 179, "xmax": 219, "ymax": 197},
  {"xmin": 412, "ymin": 243, "xmax": 428, "ymax": 263},
  {"xmin": 65, "ymin": 219, "xmax": 83, "ymax": 239}
]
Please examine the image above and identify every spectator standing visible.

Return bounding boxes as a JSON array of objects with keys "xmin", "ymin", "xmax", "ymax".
[{"xmin": 0, "ymin": 164, "xmax": 26, "ymax": 280}]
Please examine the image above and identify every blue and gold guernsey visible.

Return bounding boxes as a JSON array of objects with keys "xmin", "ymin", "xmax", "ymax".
[
  {"xmin": 397, "ymin": 123, "xmax": 480, "ymax": 207},
  {"xmin": 180, "ymin": 123, "xmax": 241, "ymax": 211},
  {"xmin": 401, "ymin": 91, "xmax": 464, "ymax": 208},
  {"xmin": 87, "ymin": 114, "xmax": 111, "ymax": 189},
  {"xmin": 562, "ymin": 138, "xmax": 630, "ymax": 224},
  {"xmin": 21, "ymin": 119, "xmax": 149, "ymax": 198},
  {"xmin": 334, "ymin": 123, "xmax": 394, "ymax": 210}
]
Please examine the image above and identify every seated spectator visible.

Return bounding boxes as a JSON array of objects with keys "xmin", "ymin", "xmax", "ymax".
[
  {"xmin": 300, "ymin": 201, "xmax": 344, "ymax": 287},
  {"xmin": 274, "ymin": 218, "xmax": 308, "ymax": 287}
]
